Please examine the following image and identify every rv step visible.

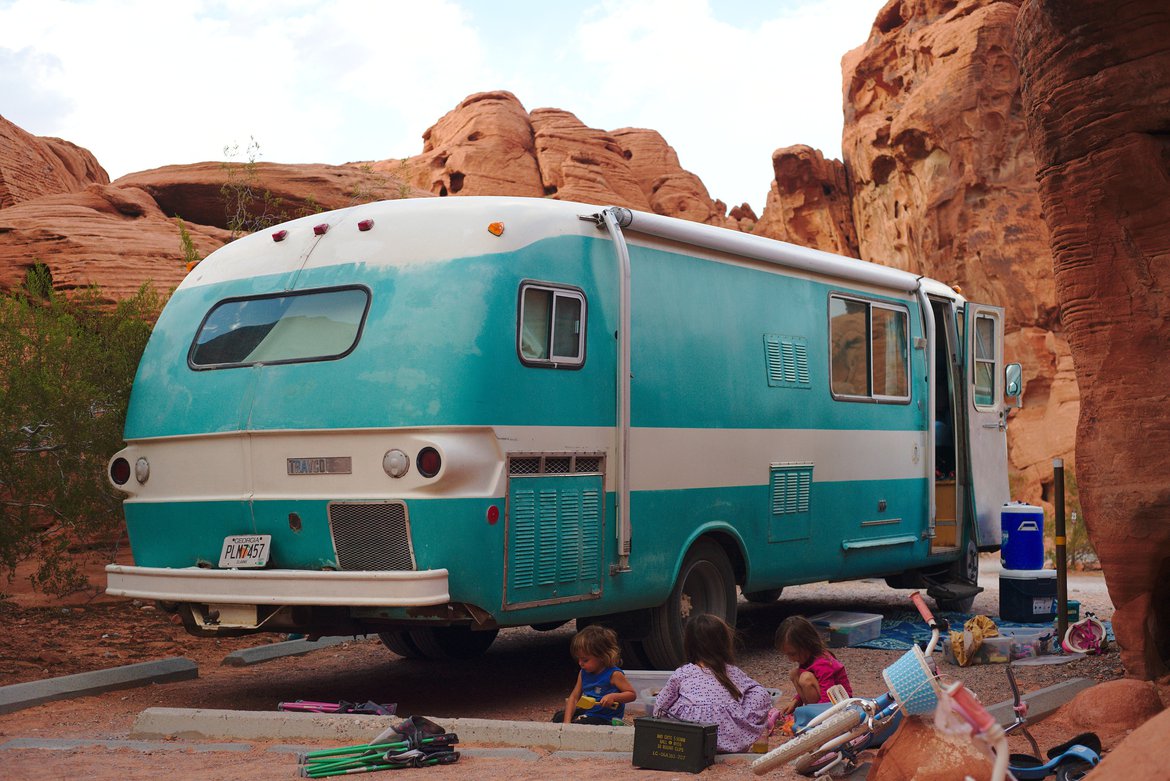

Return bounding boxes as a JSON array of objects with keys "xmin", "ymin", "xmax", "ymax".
[{"xmin": 925, "ymin": 581, "xmax": 983, "ymax": 602}]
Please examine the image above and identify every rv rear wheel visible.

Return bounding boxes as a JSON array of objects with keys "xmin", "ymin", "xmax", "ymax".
[
  {"xmin": 378, "ymin": 630, "xmax": 424, "ymax": 658},
  {"xmin": 644, "ymin": 539, "xmax": 736, "ymax": 669},
  {"xmin": 406, "ymin": 626, "xmax": 500, "ymax": 660}
]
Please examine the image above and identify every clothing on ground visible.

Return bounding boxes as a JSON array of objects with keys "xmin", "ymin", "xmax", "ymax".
[{"xmin": 652, "ymin": 663, "xmax": 770, "ymax": 753}]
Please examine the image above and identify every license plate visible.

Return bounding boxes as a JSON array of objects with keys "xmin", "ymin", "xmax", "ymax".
[{"xmin": 219, "ymin": 534, "xmax": 271, "ymax": 568}]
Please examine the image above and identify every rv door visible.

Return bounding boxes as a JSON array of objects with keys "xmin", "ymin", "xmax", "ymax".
[{"xmin": 965, "ymin": 303, "xmax": 1010, "ymax": 549}]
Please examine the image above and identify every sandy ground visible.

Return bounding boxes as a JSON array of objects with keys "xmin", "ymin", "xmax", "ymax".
[{"xmin": 0, "ymin": 556, "xmax": 1124, "ymax": 780}]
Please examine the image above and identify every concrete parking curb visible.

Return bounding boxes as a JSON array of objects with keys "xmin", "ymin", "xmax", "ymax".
[
  {"xmin": 221, "ymin": 635, "xmax": 371, "ymax": 666},
  {"xmin": 132, "ymin": 707, "xmax": 636, "ymax": 751},
  {"xmin": 0, "ymin": 657, "xmax": 198, "ymax": 715},
  {"xmin": 987, "ymin": 676, "xmax": 1093, "ymax": 725}
]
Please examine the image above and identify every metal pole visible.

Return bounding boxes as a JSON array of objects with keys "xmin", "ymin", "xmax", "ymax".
[{"xmin": 1053, "ymin": 458, "xmax": 1068, "ymax": 643}]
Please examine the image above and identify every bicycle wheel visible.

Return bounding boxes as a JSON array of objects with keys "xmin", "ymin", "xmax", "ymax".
[
  {"xmin": 750, "ymin": 708, "xmax": 864, "ymax": 775},
  {"xmin": 1056, "ymin": 760, "xmax": 1095, "ymax": 781}
]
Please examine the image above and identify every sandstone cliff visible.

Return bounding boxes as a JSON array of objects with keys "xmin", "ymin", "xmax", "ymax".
[{"xmin": 0, "ymin": 114, "xmax": 109, "ymax": 208}]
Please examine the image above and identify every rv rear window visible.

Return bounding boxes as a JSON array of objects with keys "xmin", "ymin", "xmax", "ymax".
[
  {"xmin": 829, "ymin": 294, "xmax": 910, "ymax": 403},
  {"xmin": 517, "ymin": 282, "xmax": 586, "ymax": 369},
  {"xmin": 189, "ymin": 286, "xmax": 370, "ymax": 369}
]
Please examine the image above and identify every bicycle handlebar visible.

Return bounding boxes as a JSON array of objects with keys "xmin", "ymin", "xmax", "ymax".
[{"xmin": 909, "ymin": 590, "xmax": 934, "ymax": 624}]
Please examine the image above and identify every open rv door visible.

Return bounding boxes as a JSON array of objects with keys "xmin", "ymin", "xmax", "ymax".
[{"xmin": 965, "ymin": 303, "xmax": 1010, "ymax": 549}]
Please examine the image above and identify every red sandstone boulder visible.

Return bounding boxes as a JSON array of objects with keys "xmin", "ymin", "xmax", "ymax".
[
  {"xmin": 754, "ymin": 144, "xmax": 859, "ymax": 257},
  {"xmin": 0, "ymin": 184, "xmax": 228, "ymax": 301},
  {"xmin": 1035, "ymin": 679, "xmax": 1163, "ymax": 752},
  {"xmin": 529, "ymin": 107, "xmax": 650, "ymax": 211},
  {"xmin": 0, "ymin": 114, "xmax": 108, "ymax": 208},
  {"xmin": 1085, "ymin": 700, "xmax": 1170, "ymax": 779},
  {"xmin": 868, "ymin": 716, "xmax": 995, "ymax": 781},
  {"xmin": 1015, "ymin": 0, "xmax": 1170, "ymax": 679},
  {"xmin": 610, "ymin": 127, "xmax": 734, "ymax": 227}
]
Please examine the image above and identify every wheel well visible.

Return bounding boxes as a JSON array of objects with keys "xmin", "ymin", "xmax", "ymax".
[{"xmin": 699, "ymin": 531, "xmax": 746, "ymax": 586}]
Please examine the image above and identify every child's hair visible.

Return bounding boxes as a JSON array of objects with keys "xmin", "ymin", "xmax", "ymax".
[
  {"xmin": 684, "ymin": 613, "xmax": 742, "ymax": 700},
  {"xmin": 774, "ymin": 615, "xmax": 829, "ymax": 664},
  {"xmin": 570, "ymin": 624, "xmax": 621, "ymax": 668}
]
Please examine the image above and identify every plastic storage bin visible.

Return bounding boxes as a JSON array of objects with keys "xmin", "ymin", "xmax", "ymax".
[
  {"xmin": 999, "ymin": 568, "xmax": 1058, "ymax": 623},
  {"xmin": 808, "ymin": 611, "xmax": 882, "ymax": 648},
  {"xmin": 943, "ymin": 633, "xmax": 1013, "ymax": 665},
  {"xmin": 624, "ymin": 669, "xmax": 673, "ymax": 714},
  {"xmin": 999, "ymin": 626, "xmax": 1056, "ymax": 660},
  {"xmin": 1001, "ymin": 502, "xmax": 1046, "ymax": 570}
]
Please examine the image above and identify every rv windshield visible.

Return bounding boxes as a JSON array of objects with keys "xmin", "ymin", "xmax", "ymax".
[{"xmin": 189, "ymin": 286, "xmax": 370, "ymax": 369}]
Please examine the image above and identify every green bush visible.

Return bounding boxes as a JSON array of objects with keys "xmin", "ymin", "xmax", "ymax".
[{"xmin": 0, "ymin": 269, "xmax": 160, "ymax": 596}]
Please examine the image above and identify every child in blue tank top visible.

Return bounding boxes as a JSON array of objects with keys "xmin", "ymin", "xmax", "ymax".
[{"xmin": 552, "ymin": 624, "xmax": 636, "ymax": 725}]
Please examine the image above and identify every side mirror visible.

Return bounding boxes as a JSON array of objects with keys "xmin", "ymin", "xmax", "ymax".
[{"xmin": 1004, "ymin": 363, "xmax": 1023, "ymax": 408}]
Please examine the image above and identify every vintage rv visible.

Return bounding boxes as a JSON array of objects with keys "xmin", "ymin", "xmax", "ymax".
[{"xmin": 106, "ymin": 196, "xmax": 1018, "ymax": 667}]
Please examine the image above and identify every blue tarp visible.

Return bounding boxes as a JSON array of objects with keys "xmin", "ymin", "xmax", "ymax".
[{"xmin": 853, "ymin": 612, "xmax": 1114, "ymax": 651}]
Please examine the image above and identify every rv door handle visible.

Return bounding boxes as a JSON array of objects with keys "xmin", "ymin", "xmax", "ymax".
[{"xmin": 983, "ymin": 422, "xmax": 1005, "ymax": 431}]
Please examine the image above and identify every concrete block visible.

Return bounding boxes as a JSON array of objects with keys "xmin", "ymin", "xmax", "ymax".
[
  {"xmin": 0, "ymin": 737, "xmax": 248, "ymax": 753},
  {"xmin": 0, "ymin": 657, "xmax": 197, "ymax": 715},
  {"xmin": 221, "ymin": 635, "xmax": 369, "ymax": 667}
]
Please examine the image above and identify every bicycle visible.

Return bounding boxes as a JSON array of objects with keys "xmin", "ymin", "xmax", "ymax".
[
  {"xmin": 1004, "ymin": 664, "xmax": 1100, "ymax": 780},
  {"xmin": 751, "ymin": 592, "xmax": 1012, "ymax": 780}
]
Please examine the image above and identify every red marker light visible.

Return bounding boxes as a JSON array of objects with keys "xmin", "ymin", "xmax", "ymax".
[
  {"xmin": 313, "ymin": 223, "xmax": 329, "ymax": 236},
  {"xmin": 417, "ymin": 447, "xmax": 442, "ymax": 478},
  {"xmin": 110, "ymin": 457, "xmax": 131, "ymax": 486},
  {"xmin": 358, "ymin": 219, "xmax": 374, "ymax": 232},
  {"xmin": 272, "ymin": 230, "xmax": 288, "ymax": 242},
  {"xmin": 487, "ymin": 505, "xmax": 500, "ymax": 525}
]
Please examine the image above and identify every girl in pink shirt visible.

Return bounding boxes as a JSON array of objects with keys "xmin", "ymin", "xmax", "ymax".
[{"xmin": 774, "ymin": 615, "xmax": 853, "ymax": 715}]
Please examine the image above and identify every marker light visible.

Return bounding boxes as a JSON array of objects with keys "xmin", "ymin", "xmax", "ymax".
[
  {"xmin": 383, "ymin": 449, "xmax": 410, "ymax": 478},
  {"xmin": 487, "ymin": 222, "xmax": 504, "ymax": 237},
  {"xmin": 272, "ymin": 230, "xmax": 288, "ymax": 242},
  {"xmin": 110, "ymin": 457, "xmax": 131, "ymax": 486},
  {"xmin": 417, "ymin": 447, "xmax": 442, "ymax": 478},
  {"xmin": 486, "ymin": 505, "xmax": 500, "ymax": 525},
  {"xmin": 135, "ymin": 457, "xmax": 150, "ymax": 484},
  {"xmin": 313, "ymin": 223, "xmax": 330, "ymax": 236},
  {"xmin": 358, "ymin": 219, "xmax": 375, "ymax": 232}
]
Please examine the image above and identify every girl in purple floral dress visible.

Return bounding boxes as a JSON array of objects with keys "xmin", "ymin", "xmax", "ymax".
[{"xmin": 652, "ymin": 614, "xmax": 771, "ymax": 753}]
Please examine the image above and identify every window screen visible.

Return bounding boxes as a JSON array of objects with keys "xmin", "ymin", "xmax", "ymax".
[
  {"xmin": 518, "ymin": 283, "xmax": 586, "ymax": 368},
  {"xmin": 190, "ymin": 286, "xmax": 369, "ymax": 369},
  {"xmin": 973, "ymin": 314, "xmax": 996, "ymax": 407}
]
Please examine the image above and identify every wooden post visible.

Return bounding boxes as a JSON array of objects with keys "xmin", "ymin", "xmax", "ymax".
[{"xmin": 1053, "ymin": 458, "xmax": 1068, "ymax": 643}]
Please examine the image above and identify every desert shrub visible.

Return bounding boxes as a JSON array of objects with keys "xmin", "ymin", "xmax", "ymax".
[{"xmin": 0, "ymin": 271, "xmax": 160, "ymax": 596}]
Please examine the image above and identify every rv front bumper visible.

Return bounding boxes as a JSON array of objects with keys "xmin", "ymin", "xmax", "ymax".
[{"xmin": 105, "ymin": 564, "xmax": 450, "ymax": 607}]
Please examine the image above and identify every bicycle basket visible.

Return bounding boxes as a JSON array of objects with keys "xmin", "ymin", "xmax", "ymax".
[{"xmin": 882, "ymin": 646, "xmax": 942, "ymax": 715}]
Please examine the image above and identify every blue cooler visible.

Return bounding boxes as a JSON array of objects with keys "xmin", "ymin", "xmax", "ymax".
[
  {"xmin": 1000, "ymin": 568, "xmax": 1057, "ymax": 623},
  {"xmin": 1000, "ymin": 502, "xmax": 1045, "ymax": 570}
]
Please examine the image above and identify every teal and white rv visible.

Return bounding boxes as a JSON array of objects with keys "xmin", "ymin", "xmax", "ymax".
[{"xmin": 106, "ymin": 196, "xmax": 1018, "ymax": 667}]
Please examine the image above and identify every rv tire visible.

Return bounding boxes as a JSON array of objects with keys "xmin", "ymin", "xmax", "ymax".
[
  {"xmin": 378, "ymin": 630, "xmax": 425, "ymax": 658},
  {"xmin": 407, "ymin": 626, "xmax": 500, "ymax": 660},
  {"xmin": 644, "ymin": 539, "xmax": 736, "ymax": 669}
]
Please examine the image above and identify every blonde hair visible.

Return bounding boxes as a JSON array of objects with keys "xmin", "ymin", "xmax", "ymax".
[{"xmin": 570, "ymin": 624, "xmax": 621, "ymax": 668}]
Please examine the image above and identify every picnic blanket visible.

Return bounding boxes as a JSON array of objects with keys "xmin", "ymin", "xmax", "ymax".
[{"xmin": 853, "ymin": 611, "xmax": 1114, "ymax": 651}]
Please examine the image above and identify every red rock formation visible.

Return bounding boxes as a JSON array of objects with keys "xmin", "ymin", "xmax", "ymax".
[
  {"xmin": 610, "ymin": 127, "xmax": 734, "ymax": 227},
  {"xmin": 371, "ymin": 91, "xmax": 543, "ymax": 199},
  {"xmin": 1015, "ymin": 0, "xmax": 1170, "ymax": 678},
  {"xmin": 530, "ymin": 108, "xmax": 650, "ymax": 210},
  {"xmin": 0, "ymin": 114, "xmax": 108, "ymax": 207},
  {"xmin": 1032, "ymin": 678, "xmax": 1163, "ymax": 752},
  {"xmin": 1083, "ymin": 699, "xmax": 1170, "ymax": 779},
  {"xmin": 116, "ymin": 161, "xmax": 428, "ymax": 232},
  {"xmin": 0, "ymin": 184, "xmax": 229, "ymax": 301},
  {"xmin": 754, "ymin": 145, "xmax": 859, "ymax": 257},
  {"xmin": 840, "ymin": 0, "xmax": 1076, "ymax": 509}
]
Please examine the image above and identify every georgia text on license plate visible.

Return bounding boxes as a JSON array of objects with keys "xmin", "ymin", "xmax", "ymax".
[{"xmin": 219, "ymin": 534, "xmax": 271, "ymax": 568}]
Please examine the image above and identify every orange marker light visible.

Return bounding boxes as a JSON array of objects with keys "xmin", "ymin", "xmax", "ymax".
[{"xmin": 487, "ymin": 222, "xmax": 505, "ymax": 237}]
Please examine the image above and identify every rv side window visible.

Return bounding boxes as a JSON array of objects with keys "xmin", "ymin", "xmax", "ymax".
[
  {"xmin": 518, "ymin": 282, "xmax": 586, "ymax": 368},
  {"xmin": 829, "ymin": 294, "xmax": 910, "ymax": 402},
  {"xmin": 973, "ymin": 314, "xmax": 996, "ymax": 407},
  {"xmin": 189, "ymin": 286, "xmax": 370, "ymax": 369}
]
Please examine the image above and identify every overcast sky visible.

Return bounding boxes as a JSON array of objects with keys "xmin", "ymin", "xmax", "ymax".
[{"xmin": 1, "ymin": 0, "xmax": 884, "ymax": 212}]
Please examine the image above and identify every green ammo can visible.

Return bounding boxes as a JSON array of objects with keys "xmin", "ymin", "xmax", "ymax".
[{"xmin": 632, "ymin": 717, "xmax": 718, "ymax": 774}]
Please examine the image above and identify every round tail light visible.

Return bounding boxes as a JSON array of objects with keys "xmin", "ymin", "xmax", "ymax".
[
  {"xmin": 110, "ymin": 457, "xmax": 131, "ymax": 486},
  {"xmin": 417, "ymin": 447, "xmax": 442, "ymax": 478}
]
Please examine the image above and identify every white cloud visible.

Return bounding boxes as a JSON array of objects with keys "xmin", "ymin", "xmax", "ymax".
[{"xmin": 0, "ymin": 0, "xmax": 881, "ymax": 211}]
